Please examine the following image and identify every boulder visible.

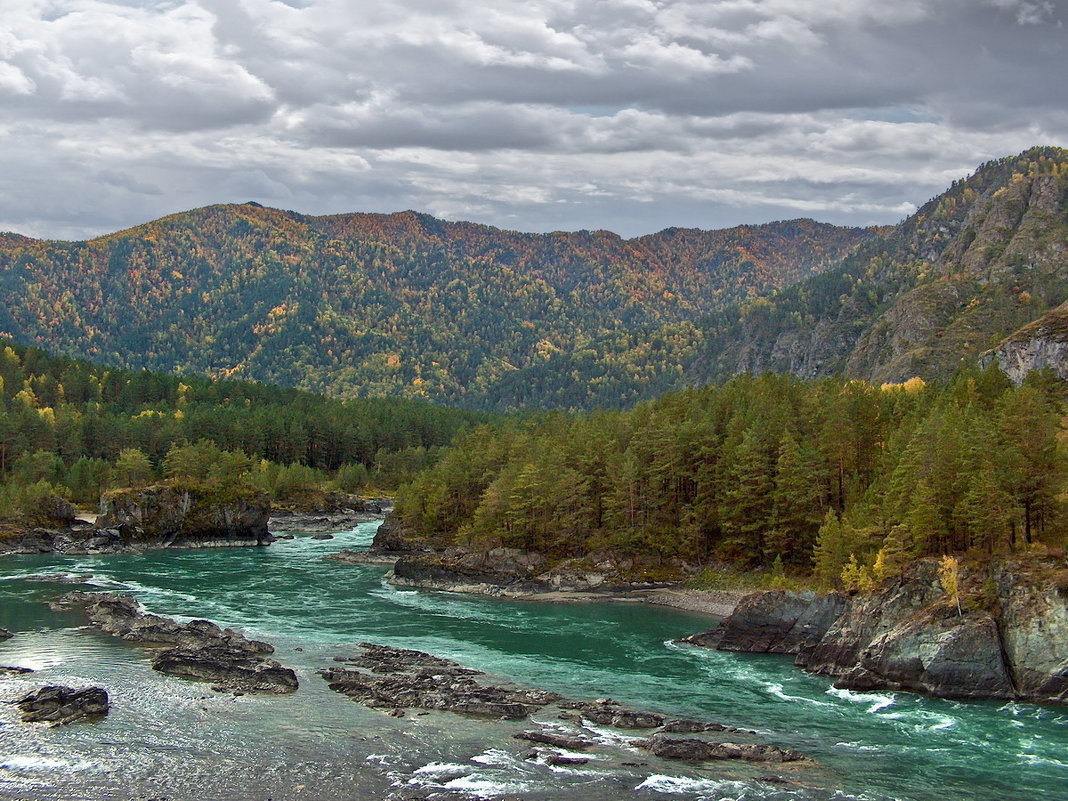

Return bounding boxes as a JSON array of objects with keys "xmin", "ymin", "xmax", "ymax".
[
  {"xmin": 370, "ymin": 514, "xmax": 426, "ymax": 553},
  {"xmin": 0, "ymin": 627, "xmax": 12, "ymax": 640},
  {"xmin": 152, "ymin": 648, "xmax": 299, "ymax": 694},
  {"xmin": 321, "ymin": 643, "xmax": 558, "ymax": 719},
  {"xmin": 15, "ymin": 685, "xmax": 109, "ymax": 725}
]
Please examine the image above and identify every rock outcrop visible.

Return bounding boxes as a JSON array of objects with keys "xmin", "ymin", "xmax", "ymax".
[
  {"xmin": 321, "ymin": 643, "xmax": 559, "ymax": 719},
  {"xmin": 15, "ymin": 685, "xmax": 109, "ymax": 725},
  {"xmin": 323, "ymin": 642, "xmax": 807, "ymax": 766},
  {"xmin": 0, "ymin": 627, "xmax": 11, "ymax": 640},
  {"xmin": 638, "ymin": 735, "xmax": 804, "ymax": 764},
  {"xmin": 97, "ymin": 484, "xmax": 271, "ymax": 548},
  {"xmin": 683, "ymin": 590, "xmax": 846, "ymax": 654},
  {"xmin": 682, "ymin": 558, "xmax": 1068, "ymax": 704},
  {"xmin": 52, "ymin": 591, "xmax": 297, "ymax": 694},
  {"xmin": 390, "ymin": 545, "xmax": 679, "ymax": 597},
  {"xmin": 982, "ymin": 300, "xmax": 1068, "ymax": 384},
  {"xmin": 269, "ymin": 493, "xmax": 388, "ymax": 533}
]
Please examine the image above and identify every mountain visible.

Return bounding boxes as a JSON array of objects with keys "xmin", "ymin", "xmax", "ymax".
[
  {"xmin": 689, "ymin": 146, "xmax": 1068, "ymax": 386},
  {"xmin": 0, "ymin": 209, "xmax": 867, "ymax": 409},
  {"xmin": 0, "ymin": 147, "xmax": 1065, "ymax": 410}
]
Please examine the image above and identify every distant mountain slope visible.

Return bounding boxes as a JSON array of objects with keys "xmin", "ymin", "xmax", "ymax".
[
  {"xmin": 0, "ymin": 206, "xmax": 866, "ymax": 410},
  {"xmin": 1, "ymin": 146, "xmax": 1064, "ymax": 410},
  {"xmin": 688, "ymin": 146, "xmax": 1068, "ymax": 386}
]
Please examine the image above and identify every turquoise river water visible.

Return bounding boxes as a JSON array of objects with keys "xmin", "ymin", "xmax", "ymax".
[{"xmin": 0, "ymin": 521, "xmax": 1065, "ymax": 800}]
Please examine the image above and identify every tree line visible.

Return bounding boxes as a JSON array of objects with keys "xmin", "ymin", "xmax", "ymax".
[
  {"xmin": 0, "ymin": 340, "xmax": 490, "ymax": 518},
  {"xmin": 394, "ymin": 366, "xmax": 1065, "ymax": 588}
]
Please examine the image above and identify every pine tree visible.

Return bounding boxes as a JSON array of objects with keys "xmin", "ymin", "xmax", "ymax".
[
  {"xmin": 719, "ymin": 428, "xmax": 775, "ymax": 566},
  {"xmin": 766, "ymin": 429, "xmax": 823, "ymax": 564}
]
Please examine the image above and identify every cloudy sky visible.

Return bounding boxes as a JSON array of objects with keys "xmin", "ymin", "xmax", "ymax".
[{"xmin": 0, "ymin": 0, "xmax": 1065, "ymax": 240}]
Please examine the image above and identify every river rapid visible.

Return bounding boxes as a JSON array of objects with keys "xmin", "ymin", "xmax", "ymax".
[{"xmin": 0, "ymin": 521, "xmax": 1065, "ymax": 801}]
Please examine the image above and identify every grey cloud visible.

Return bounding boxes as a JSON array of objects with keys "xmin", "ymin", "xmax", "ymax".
[{"xmin": 0, "ymin": 0, "xmax": 1063, "ymax": 241}]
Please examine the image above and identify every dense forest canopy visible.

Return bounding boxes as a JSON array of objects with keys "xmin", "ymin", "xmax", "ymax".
[
  {"xmin": 0, "ymin": 340, "xmax": 491, "ymax": 517},
  {"xmin": 394, "ymin": 366, "xmax": 1066, "ymax": 588},
  {"xmin": 0, "ymin": 203, "xmax": 867, "ymax": 411}
]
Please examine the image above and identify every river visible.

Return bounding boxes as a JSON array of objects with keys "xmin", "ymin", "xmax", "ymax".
[{"xmin": 0, "ymin": 521, "xmax": 1065, "ymax": 800}]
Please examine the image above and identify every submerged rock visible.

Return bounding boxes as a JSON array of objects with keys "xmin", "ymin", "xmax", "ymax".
[
  {"xmin": 513, "ymin": 730, "xmax": 593, "ymax": 750},
  {"xmin": 0, "ymin": 665, "xmax": 34, "ymax": 676},
  {"xmin": 15, "ymin": 685, "xmax": 109, "ymax": 725},
  {"xmin": 52, "ymin": 591, "xmax": 296, "ymax": 694}
]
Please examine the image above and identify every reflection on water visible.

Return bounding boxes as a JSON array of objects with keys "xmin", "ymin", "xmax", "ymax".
[{"xmin": 0, "ymin": 521, "xmax": 1065, "ymax": 801}]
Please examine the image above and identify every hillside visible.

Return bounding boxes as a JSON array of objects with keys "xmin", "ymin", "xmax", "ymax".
[
  {"xmin": 0, "ymin": 147, "xmax": 1065, "ymax": 410},
  {"xmin": 0, "ymin": 208, "xmax": 866, "ymax": 410},
  {"xmin": 689, "ymin": 146, "xmax": 1068, "ymax": 386}
]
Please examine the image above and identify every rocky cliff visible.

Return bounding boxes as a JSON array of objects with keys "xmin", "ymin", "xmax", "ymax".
[
  {"xmin": 97, "ymin": 484, "xmax": 271, "ymax": 548},
  {"xmin": 683, "ymin": 558, "xmax": 1067, "ymax": 704},
  {"xmin": 982, "ymin": 300, "xmax": 1068, "ymax": 383},
  {"xmin": 693, "ymin": 147, "xmax": 1068, "ymax": 387}
]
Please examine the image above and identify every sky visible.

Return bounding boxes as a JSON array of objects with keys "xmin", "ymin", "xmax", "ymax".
[{"xmin": 0, "ymin": 0, "xmax": 1065, "ymax": 241}]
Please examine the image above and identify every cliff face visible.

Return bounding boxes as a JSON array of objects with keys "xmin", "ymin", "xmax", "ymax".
[
  {"xmin": 98, "ymin": 484, "xmax": 271, "ymax": 548},
  {"xmin": 684, "ymin": 558, "xmax": 1068, "ymax": 704},
  {"xmin": 693, "ymin": 147, "xmax": 1068, "ymax": 388},
  {"xmin": 982, "ymin": 300, "xmax": 1068, "ymax": 383}
]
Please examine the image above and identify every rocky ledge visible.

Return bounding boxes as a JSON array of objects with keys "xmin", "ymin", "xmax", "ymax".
[
  {"xmin": 682, "ymin": 557, "xmax": 1068, "ymax": 704},
  {"xmin": 390, "ymin": 546, "xmax": 679, "ymax": 598},
  {"xmin": 1, "ymin": 484, "xmax": 273, "ymax": 556},
  {"xmin": 321, "ymin": 643, "xmax": 804, "ymax": 766},
  {"xmin": 14, "ymin": 685, "xmax": 109, "ymax": 725},
  {"xmin": 269, "ymin": 494, "xmax": 390, "ymax": 533},
  {"xmin": 51, "ymin": 591, "xmax": 297, "ymax": 694}
]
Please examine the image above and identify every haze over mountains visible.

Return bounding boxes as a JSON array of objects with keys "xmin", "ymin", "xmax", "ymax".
[{"xmin": 0, "ymin": 146, "xmax": 1065, "ymax": 410}]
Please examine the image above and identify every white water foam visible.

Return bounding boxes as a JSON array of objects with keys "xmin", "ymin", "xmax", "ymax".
[
  {"xmin": 826, "ymin": 686, "xmax": 896, "ymax": 713},
  {"xmin": 635, "ymin": 774, "xmax": 751, "ymax": 796},
  {"xmin": 0, "ymin": 755, "xmax": 96, "ymax": 772},
  {"xmin": 765, "ymin": 681, "xmax": 834, "ymax": 707}
]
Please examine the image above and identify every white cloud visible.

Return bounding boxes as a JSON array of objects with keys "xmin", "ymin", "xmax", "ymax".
[{"xmin": 0, "ymin": 0, "xmax": 1063, "ymax": 239}]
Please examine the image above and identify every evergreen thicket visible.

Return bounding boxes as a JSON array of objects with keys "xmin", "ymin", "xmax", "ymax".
[
  {"xmin": 395, "ymin": 367, "xmax": 1066, "ymax": 587},
  {"xmin": 0, "ymin": 340, "xmax": 489, "ymax": 515}
]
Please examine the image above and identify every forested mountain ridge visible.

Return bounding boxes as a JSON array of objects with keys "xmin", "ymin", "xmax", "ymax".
[
  {"xmin": 690, "ymin": 146, "xmax": 1068, "ymax": 386},
  {"xmin": 0, "ymin": 204, "xmax": 867, "ymax": 410},
  {"xmin": 0, "ymin": 147, "xmax": 1064, "ymax": 411}
]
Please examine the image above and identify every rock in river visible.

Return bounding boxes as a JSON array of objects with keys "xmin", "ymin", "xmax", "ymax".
[
  {"xmin": 51, "ymin": 591, "xmax": 297, "ymax": 694},
  {"xmin": 15, "ymin": 685, "xmax": 109, "ymax": 725}
]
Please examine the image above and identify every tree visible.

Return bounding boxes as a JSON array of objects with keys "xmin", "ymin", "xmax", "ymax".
[
  {"xmin": 766, "ymin": 429, "xmax": 823, "ymax": 564},
  {"xmin": 112, "ymin": 448, "xmax": 154, "ymax": 488},
  {"xmin": 939, "ymin": 555, "xmax": 962, "ymax": 617}
]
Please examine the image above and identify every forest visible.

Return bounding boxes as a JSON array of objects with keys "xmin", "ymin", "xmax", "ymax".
[
  {"xmin": 393, "ymin": 365, "xmax": 1066, "ymax": 589},
  {"xmin": 0, "ymin": 340, "xmax": 490, "ymax": 521}
]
